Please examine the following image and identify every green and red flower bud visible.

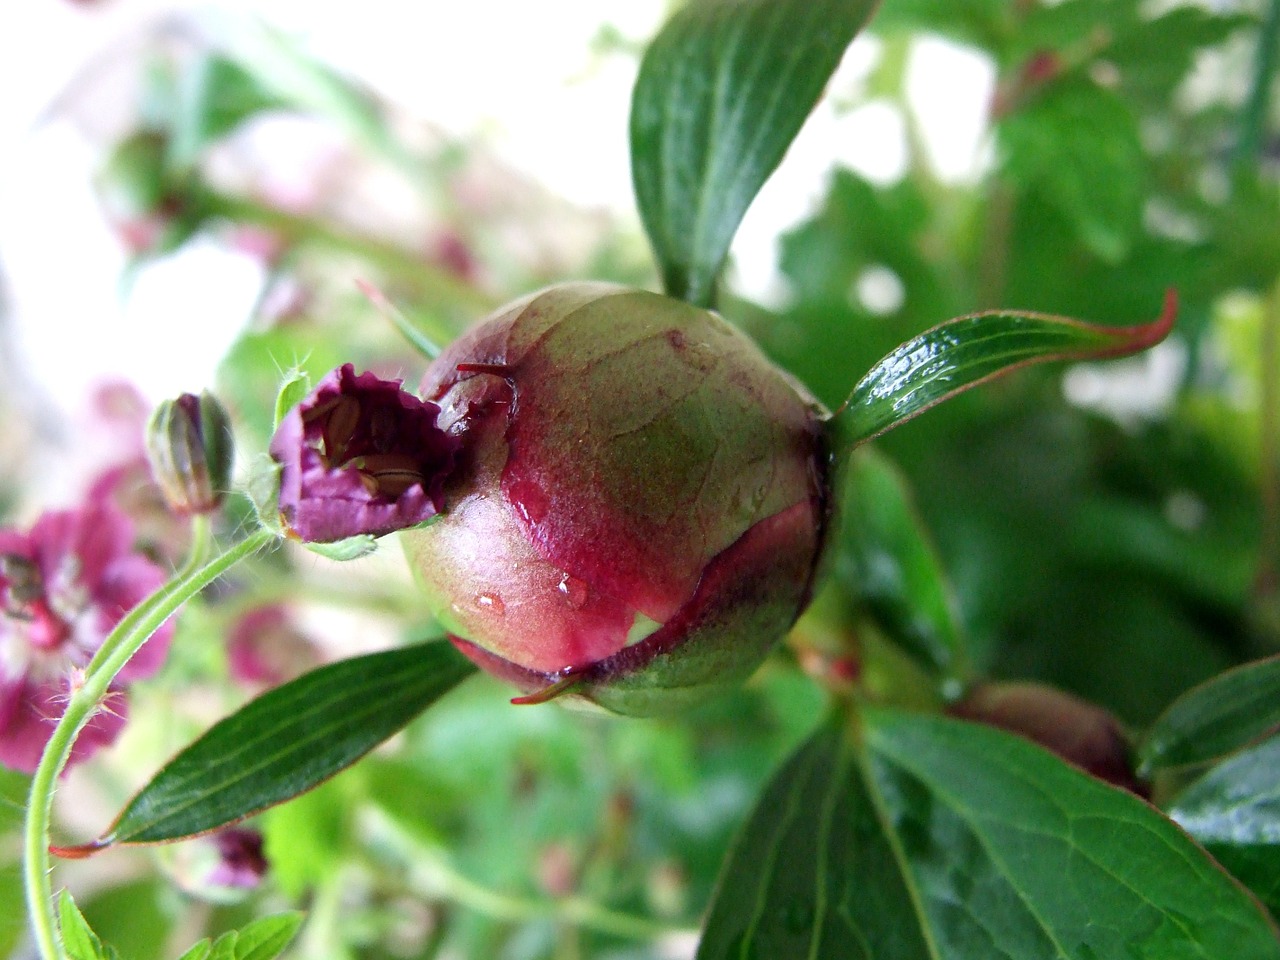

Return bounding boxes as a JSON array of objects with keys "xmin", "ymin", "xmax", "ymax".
[
  {"xmin": 146, "ymin": 391, "xmax": 235, "ymax": 516},
  {"xmin": 403, "ymin": 283, "xmax": 834, "ymax": 715}
]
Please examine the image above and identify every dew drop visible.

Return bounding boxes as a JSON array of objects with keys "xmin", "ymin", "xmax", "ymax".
[
  {"xmin": 474, "ymin": 593, "xmax": 505, "ymax": 616},
  {"xmin": 556, "ymin": 574, "xmax": 588, "ymax": 609}
]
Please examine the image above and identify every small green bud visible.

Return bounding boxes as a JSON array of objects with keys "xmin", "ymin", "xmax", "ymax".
[{"xmin": 146, "ymin": 391, "xmax": 235, "ymax": 516}]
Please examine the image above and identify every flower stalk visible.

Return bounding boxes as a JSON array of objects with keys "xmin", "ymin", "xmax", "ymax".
[{"xmin": 23, "ymin": 521, "xmax": 278, "ymax": 960}]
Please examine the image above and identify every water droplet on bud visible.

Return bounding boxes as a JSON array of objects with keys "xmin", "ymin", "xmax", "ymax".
[
  {"xmin": 556, "ymin": 574, "xmax": 588, "ymax": 609},
  {"xmin": 474, "ymin": 593, "xmax": 506, "ymax": 615}
]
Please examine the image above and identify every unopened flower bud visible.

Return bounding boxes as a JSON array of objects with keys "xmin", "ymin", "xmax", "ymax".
[
  {"xmin": 404, "ymin": 283, "xmax": 834, "ymax": 716},
  {"xmin": 146, "ymin": 391, "xmax": 235, "ymax": 515},
  {"xmin": 949, "ymin": 681, "xmax": 1147, "ymax": 796}
]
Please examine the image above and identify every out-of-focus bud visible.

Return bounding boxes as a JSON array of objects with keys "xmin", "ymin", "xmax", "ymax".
[
  {"xmin": 949, "ymin": 681, "xmax": 1148, "ymax": 796},
  {"xmin": 145, "ymin": 391, "xmax": 235, "ymax": 516},
  {"xmin": 404, "ymin": 283, "xmax": 834, "ymax": 716}
]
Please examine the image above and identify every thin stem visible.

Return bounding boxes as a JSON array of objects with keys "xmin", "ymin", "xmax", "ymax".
[
  {"xmin": 1257, "ymin": 280, "xmax": 1280, "ymax": 602},
  {"xmin": 197, "ymin": 190, "xmax": 494, "ymax": 314},
  {"xmin": 23, "ymin": 527, "xmax": 277, "ymax": 960},
  {"xmin": 1234, "ymin": 0, "xmax": 1280, "ymax": 174}
]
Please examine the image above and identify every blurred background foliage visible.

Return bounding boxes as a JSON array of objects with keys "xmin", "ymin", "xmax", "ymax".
[{"xmin": 2, "ymin": 0, "xmax": 1279, "ymax": 957}]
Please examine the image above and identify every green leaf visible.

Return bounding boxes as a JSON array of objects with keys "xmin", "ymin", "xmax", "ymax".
[
  {"xmin": 840, "ymin": 290, "xmax": 1176, "ymax": 446},
  {"xmin": 1169, "ymin": 736, "xmax": 1280, "ymax": 915},
  {"xmin": 175, "ymin": 941, "xmax": 213, "ymax": 960},
  {"xmin": 999, "ymin": 80, "xmax": 1146, "ymax": 262},
  {"xmin": 169, "ymin": 55, "xmax": 287, "ymax": 169},
  {"xmin": 229, "ymin": 913, "xmax": 305, "ymax": 960},
  {"xmin": 59, "ymin": 890, "xmax": 109, "ymax": 960},
  {"xmin": 630, "ymin": 0, "xmax": 880, "ymax": 307},
  {"xmin": 700, "ymin": 709, "xmax": 1280, "ymax": 959},
  {"xmin": 303, "ymin": 534, "xmax": 378, "ymax": 562},
  {"xmin": 273, "ymin": 368, "xmax": 311, "ymax": 430},
  {"xmin": 1140, "ymin": 655, "xmax": 1280, "ymax": 773},
  {"xmin": 835, "ymin": 448, "xmax": 967, "ymax": 677},
  {"xmin": 697, "ymin": 716, "xmax": 933, "ymax": 959},
  {"xmin": 96, "ymin": 641, "xmax": 474, "ymax": 845}
]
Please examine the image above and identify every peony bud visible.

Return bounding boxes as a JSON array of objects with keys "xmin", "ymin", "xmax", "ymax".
[
  {"xmin": 948, "ymin": 681, "xmax": 1147, "ymax": 796},
  {"xmin": 403, "ymin": 283, "xmax": 834, "ymax": 715},
  {"xmin": 145, "ymin": 391, "xmax": 235, "ymax": 516}
]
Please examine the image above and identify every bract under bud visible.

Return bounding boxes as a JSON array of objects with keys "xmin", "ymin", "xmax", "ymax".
[
  {"xmin": 145, "ymin": 391, "xmax": 234, "ymax": 516},
  {"xmin": 404, "ymin": 283, "xmax": 833, "ymax": 715}
]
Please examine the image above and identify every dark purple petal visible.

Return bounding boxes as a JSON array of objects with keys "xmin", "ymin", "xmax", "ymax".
[
  {"xmin": 205, "ymin": 828, "xmax": 268, "ymax": 888},
  {"xmin": 269, "ymin": 363, "xmax": 460, "ymax": 542}
]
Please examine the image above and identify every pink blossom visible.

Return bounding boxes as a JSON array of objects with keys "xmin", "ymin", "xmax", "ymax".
[
  {"xmin": 0, "ymin": 503, "xmax": 175, "ymax": 773},
  {"xmin": 205, "ymin": 828, "xmax": 268, "ymax": 889}
]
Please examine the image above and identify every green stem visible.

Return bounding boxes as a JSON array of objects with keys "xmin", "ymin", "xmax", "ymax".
[
  {"xmin": 23, "ymin": 526, "xmax": 278, "ymax": 960},
  {"xmin": 1234, "ymin": 0, "xmax": 1280, "ymax": 174},
  {"xmin": 197, "ymin": 189, "xmax": 494, "ymax": 316}
]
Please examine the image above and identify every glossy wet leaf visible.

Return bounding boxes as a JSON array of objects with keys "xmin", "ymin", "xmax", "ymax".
[
  {"xmin": 699, "ymin": 709, "xmax": 1280, "ymax": 959},
  {"xmin": 841, "ymin": 290, "xmax": 1177, "ymax": 445},
  {"xmin": 95, "ymin": 641, "xmax": 474, "ymax": 845},
  {"xmin": 1139, "ymin": 654, "xmax": 1280, "ymax": 772},
  {"xmin": 835, "ymin": 447, "xmax": 967, "ymax": 676},
  {"xmin": 630, "ymin": 0, "xmax": 879, "ymax": 307},
  {"xmin": 1169, "ymin": 735, "xmax": 1280, "ymax": 914}
]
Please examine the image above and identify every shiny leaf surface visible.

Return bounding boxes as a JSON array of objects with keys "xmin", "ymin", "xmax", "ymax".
[
  {"xmin": 841, "ymin": 290, "xmax": 1177, "ymax": 445},
  {"xmin": 1140, "ymin": 655, "xmax": 1280, "ymax": 772},
  {"xmin": 699, "ymin": 709, "xmax": 1280, "ymax": 959},
  {"xmin": 631, "ymin": 0, "xmax": 880, "ymax": 307},
  {"xmin": 1170, "ymin": 736, "xmax": 1280, "ymax": 914},
  {"xmin": 92, "ymin": 642, "xmax": 474, "ymax": 846}
]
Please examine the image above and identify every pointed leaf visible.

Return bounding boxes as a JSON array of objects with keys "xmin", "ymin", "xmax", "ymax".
[
  {"xmin": 94, "ymin": 641, "xmax": 474, "ymax": 846},
  {"xmin": 697, "ymin": 716, "xmax": 933, "ymax": 959},
  {"xmin": 630, "ymin": 0, "xmax": 880, "ymax": 307},
  {"xmin": 700, "ymin": 709, "xmax": 1280, "ymax": 959},
  {"xmin": 836, "ymin": 448, "xmax": 967, "ymax": 676},
  {"xmin": 230, "ymin": 913, "xmax": 304, "ymax": 960},
  {"xmin": 841, "ymin": 290, "xmax": 1177, "ymax": 445},
  {"xmin": 1169, "ymin": 736, "xmax": 1280, "ymax": 915},
  {"xmin": 59, "ymin": 891, "xmax": 109, "ymax": 960},
  {"xmin": 1140, "ymin": 655, "xmax": 1280, "ymax": 773},
  {"xmin": 174, "ymin": 941, "xmax": 213, "ymax": 960},
  {"xmin": 303, "ymin": 535, "xmax": 378, "ymax": 562}
]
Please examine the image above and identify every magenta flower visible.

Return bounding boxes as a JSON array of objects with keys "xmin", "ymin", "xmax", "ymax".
[
  {"xmin": 204, "ymin": 828, "xmax": 268, "ymax": 889},
  {"xmin": 269, "ymin": 364, "xmax": 461, "ymax": 543},
  {"xmin": 0, "ymin": 503, "xmax": 175, "ymax": 773},
  {"xmin": 226, "ymin": 604, "xmax": 318, "ymax": 687}
]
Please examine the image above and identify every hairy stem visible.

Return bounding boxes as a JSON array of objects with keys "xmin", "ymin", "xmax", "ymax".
[{"xmin": 23, "ymin": 525, "xmax": 277, "ymax": 960}]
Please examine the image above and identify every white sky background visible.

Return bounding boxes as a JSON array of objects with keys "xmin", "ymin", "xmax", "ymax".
[{"xmin": 0, "ymin": 1, "xmax": 995, "ymax": 418}]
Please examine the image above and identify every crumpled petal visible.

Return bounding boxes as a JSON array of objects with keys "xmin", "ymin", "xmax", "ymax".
[{"xmin": 270, "ymin": 363, "xmax": 460, "ymax": 542}]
